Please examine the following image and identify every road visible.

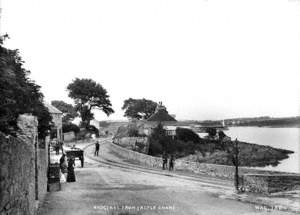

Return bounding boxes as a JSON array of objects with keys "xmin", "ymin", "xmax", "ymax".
[{"xmin": 38, "ymin": 140, "xmax": 296, "ymax": 215}]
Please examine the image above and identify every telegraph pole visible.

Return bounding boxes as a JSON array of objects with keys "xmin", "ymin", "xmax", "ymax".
[{"xmin": 234, "ymin": 138, "xmax": 239, "ymax": 192}]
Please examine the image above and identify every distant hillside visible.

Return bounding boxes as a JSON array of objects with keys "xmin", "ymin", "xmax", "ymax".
[{"xmin": 198, "ymin": 116, "xmax": 300, "ymax": 128}]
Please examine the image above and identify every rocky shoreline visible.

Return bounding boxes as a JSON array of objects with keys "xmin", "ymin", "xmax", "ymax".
[{"xmin": 183, "ymin": 140, "xmax": 294, "ymax": 167}]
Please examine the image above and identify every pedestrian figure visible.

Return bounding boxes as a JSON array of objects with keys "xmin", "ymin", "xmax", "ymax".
[
  {"xmin": 94, "ymin": 140, "xmax": 100, "ymax": 156},
  {"xmin": 59, "ymin": 153, "xmax": 67, "ymax": 183},
  {"xmin": 59, "ymin": 140, "xmax": 64, "ymax": 154},
  {"xmin": 66, "ymin": 156, "xmax": 76, "ymax": 182},
  {"xmin": 162, "ymin": 152, "xmax": 168, "ymax": 170},
  {"xmin": 59, "ymin": 153, "xmax": 67, "ymax": 174},
  {"xmin": 169, "ymin": 154, "xmax": 175, "ymax": 171},
  {"xmin": 55, "ymin": 140, "xmax": 60, "ymax": 155}
]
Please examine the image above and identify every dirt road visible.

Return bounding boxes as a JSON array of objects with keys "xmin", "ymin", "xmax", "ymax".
[{"xmin": 38, "ymin": 140, "xmax": 296, "ymax": 215}]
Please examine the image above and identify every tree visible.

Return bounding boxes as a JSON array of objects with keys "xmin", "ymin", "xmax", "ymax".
[
  {"xmin": 206, "ymin": 127, "xmax": 217, "ymax": 137},
  {"xmin": 148, "ymin": 123, "xmax": 174, "ymax": 155},
  {"xmin": 67, "ymin": 78, "xmax": 114, "ymax": 127},
  {"xmin": 148, "ymin": 123, "xmax": 165, "ymax": 155},
  {"xmin": 122, "ymin": 98, "xmax": 157, "ymax": 120},
  {"xmin": 0, "ymin": 35, "xmax": 52, "ymax": 138},
  {"xmin": 51, "ymin": 100, "xmax": 78, "ymax": 123},
  {"xmin": 218, "ymin": 130, "xmax": 226, "ymax": 141},
  {"xmin": 62, "ymin": 123, "xmax": 80, "ymax": 134}
]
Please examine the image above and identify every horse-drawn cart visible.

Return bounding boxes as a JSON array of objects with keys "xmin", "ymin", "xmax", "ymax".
[{"xmin": 65, "ymin": 147, "xmax": 84, "ymax": 167}]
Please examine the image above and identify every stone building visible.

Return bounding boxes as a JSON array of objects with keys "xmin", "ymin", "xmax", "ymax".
[{"xmin": 44, "ymin": 102, "xmax": 63, "ymax": 141}]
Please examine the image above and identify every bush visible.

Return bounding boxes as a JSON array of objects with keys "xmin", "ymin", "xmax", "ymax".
[
  {"xmin": 86, "ymin": 125, "xmax": 99, "ymax": 137},
  {"xmin": 175, "ymin": 127, "xmax": 201, "ymax": 143},
  {"xmin": 206, "ymin": 127, "xmax": 217, "ymax": 137},
  {"xmin": 128, "ymin": 128, "xmax": 139, "ymax": 137}
]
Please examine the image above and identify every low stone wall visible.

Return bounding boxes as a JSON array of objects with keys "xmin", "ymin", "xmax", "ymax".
[
  {"xmin": 113, "ymin": 137, "xmax": 149, "ymax": 154},
  {"xmin": 243, "ymin": 174, "xmax": 300, "ymax": 193},
  {"xmin": 174, "ymin": 160, "xmax": 293, "ymax": 180},
  {"xmin": 110, "ymin": 142, "xmax": 162, "ymax": 168},
  {"xmin": 110, "ymin": 142, "xmax": 295, "ymax": 182}
]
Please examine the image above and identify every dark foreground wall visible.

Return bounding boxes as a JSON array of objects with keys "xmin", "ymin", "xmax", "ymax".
[
  {"xmin": 0, "ymin": 132, "xmax": 36, "ymax": 215},
  {"xmin": 0, "ymin": 115, "xmax": 48, "ymax": 215}
]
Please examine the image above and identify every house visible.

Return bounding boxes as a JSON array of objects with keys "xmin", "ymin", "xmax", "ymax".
[
  {"xmin": 142, "ymin": 102, "xmax": 177, "ymax": 136},
  {"xmin": 44, "ymin": 102, "xmax": 63, "ymax": 141}
]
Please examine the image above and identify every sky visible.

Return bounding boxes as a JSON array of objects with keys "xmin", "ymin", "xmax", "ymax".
[{"xmin": 2, "ymin": 0, "xmax": 300, "ymax": 121}]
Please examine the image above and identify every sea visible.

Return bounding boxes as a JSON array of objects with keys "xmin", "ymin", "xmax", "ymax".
[{"xmin": 199, "ymin": 127, "xmax": 300, "ymax": 173}]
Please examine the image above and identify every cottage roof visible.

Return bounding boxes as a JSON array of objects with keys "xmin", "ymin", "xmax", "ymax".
[{"xmin": 44, "ymin": 102, "xmax": 63, "ymax": 114}]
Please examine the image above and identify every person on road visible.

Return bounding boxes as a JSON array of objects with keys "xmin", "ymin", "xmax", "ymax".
[
  {"xmin": 59, "ymin": 153, "xmax": 67, "ymax": 173},
  {"xmin": 169, "ymin": 154, "xmax": 175, "ymax": 171},
  {"xmin": 55, "ymin": 140, "xmax": 60, "ymax": 155},
  {"xmin": 67, "ymin": 156, "xmax": 76, "ymax": 182},
  {"xmin": 59, "ymin": 153, "xmax": 67, "ymax": 183},
  {"xmin": 94, "ymin": 140, "xmax": 100, "ymax": 156},
  {"xmin": 59, "ymin": 140, "xmax": 64, "ymax": 154},
  {"xmin": 162, "ymin": 152, "xmax": 168, "ymax": 170}
]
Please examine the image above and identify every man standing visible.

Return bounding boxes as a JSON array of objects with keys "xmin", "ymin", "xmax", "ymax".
[
  {"xmin": 162, "ymin": 152, "xmax": 168, "ymax": 170},
  {"xmin": 55, "ymin": 139, "xmax": 60, "ymax": 155},
  {"xmin": 169, "ymin": 154, "xmax": 175, "ymax": 171},
  {"xmin": 94, "ymin": 140, "xmax": 100, "ymax": 156}
]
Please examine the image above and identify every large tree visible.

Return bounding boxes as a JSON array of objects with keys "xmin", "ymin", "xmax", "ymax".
[
  {"xmin": 51, "ymin": 100, "xmax": 78, "ymax": 123},
  {"xmin": 67, "ymin": 78, "xmax": 114, "ymax": 127},
  {"xmin": 122, "ymin": 98, "xmax": 157, "ymax": 120},
  {"xmin": 0, "ymin": 35, "xmax": 52, "ymax": 138}
]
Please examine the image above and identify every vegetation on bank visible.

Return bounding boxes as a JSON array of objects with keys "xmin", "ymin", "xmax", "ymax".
[
  {"xmin": 0, "ymin": 35, "xmax": 52, "ymax": 138},
  {"xmin": 114, "ymin": 122, "xmax": 293, "ymax": 167},
  {"xmin": 153, "ymin": 125, "xmax": 293, "ymax": 167}
]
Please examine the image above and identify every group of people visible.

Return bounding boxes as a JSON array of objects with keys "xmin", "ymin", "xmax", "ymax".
[
  {"xmin": 59, "ymin": 153, "xmax": 76, "ymax": 182},
  {"xmin": 162, "ymin": 153, "xmax": 176, "ymax": 171}
]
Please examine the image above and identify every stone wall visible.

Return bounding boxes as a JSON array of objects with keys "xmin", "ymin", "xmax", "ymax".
[
  {"xmin": 243, "ymin": 174, "xmax": 300, "ymax": 193},
  {"xmin": 174, "ymin": 160, "xmax": 294, "ymax": 180},
  {"xmin": 110, "ymin": 142, "xmax": 296, "ymax": 182},
  {"xmin": 0, "ymin": 134, "xmax": 36, "ymax": 215},
  {"xmin": 0, "ymin": 115, "xmax": 48, "ymax": 215},
  {"xmin": 37, "ymin": 142, "xmax": 48, "ymax": 203},
  {"xmin": 110, "ymin": 142, "xmax": 162, "ymax": 168}
]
